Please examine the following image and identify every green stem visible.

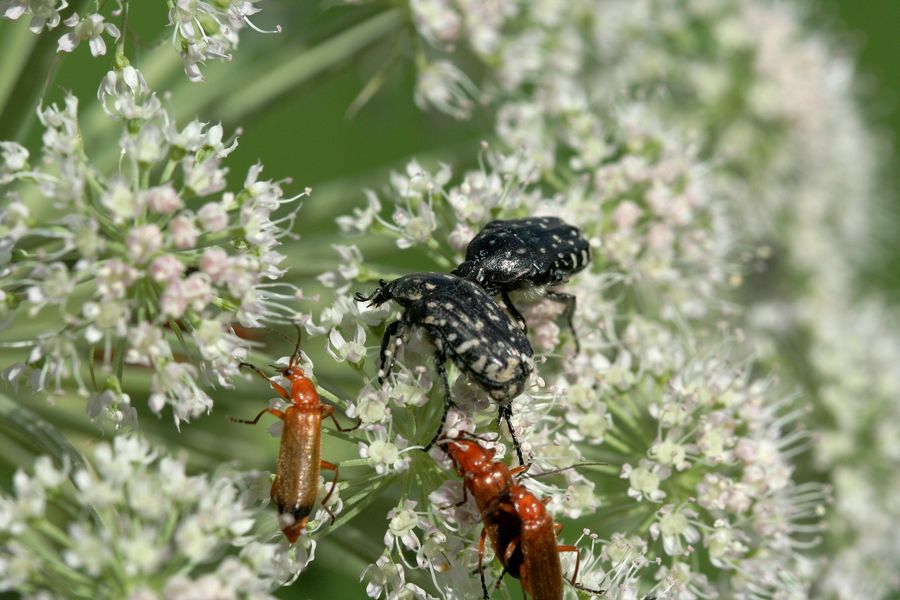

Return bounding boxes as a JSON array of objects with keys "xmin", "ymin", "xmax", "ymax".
[
  {"xmin": 0, "ymin": 394, "xmax": 86, "ymax": 469},
  {"xmin": 0, "ymin": 21, "xmax": 38, "ymax": 115},
  {"xmin": 116, "ymin": 0, "xmax": 129, "ymax": 59}
]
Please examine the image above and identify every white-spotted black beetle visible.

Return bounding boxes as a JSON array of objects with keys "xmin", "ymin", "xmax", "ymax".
[
  {"xmin": 452, "ymin": 216, "xmax": 591, "ymax": 352},
  {"xmin": 355, "ymin": 273, "xmax": 534, "ymax": 464}
]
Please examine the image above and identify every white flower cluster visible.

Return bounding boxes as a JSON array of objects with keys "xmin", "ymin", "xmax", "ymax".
[
  {"xmin": 583, "ymin": 2, "xmax": 900, "ymax": 596},
  {"xmin": 590, "ymin": 0, "xmax": 874, "ymax": 279},
  {"xmin": 395, "ymin": 0, "xmax": 900, "ymax": 596},
  {"xmin": 168, "ymin": 0, "xmax": 280, "ymax": 82},
  {"xmin": 1, "ymin": 0, "xmax": 276, "ymax": 80},
  {"xmin": 318, "ymin": 135, "xmax": 823, "ymax": 596},
  {"xmin": 0, "ymin": 435, "xmax": 305, "ymax": 598},
  {"xmin": 0, "ymin": 65, "xmax": 305, "ymax": 429}
]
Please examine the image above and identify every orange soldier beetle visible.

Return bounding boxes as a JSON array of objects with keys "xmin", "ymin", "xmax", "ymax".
[
  {"xmin": 231, "ymin": 327, "xmax": 359, "ymax": 543},
  {"xmin": 442, "ymin": 438, "xmax": 603, "ymax": 600}
]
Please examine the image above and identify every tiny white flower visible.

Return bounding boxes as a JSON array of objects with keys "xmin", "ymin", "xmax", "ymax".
[
  {"xmin": 327, "ymin": 325, "xmax": 367, "ymax": 364},
  {"xmin": 145, "ymin": 183, "xmax": 182, "ymax": 213},
  {"xmin": 168, "ymin": 214, "xmax": 199, "ymax": 249},
  {"xmin": 148, "ymin": 254, "xmax": 186, "ymax": 284},
  {"xmin": 197, "ymin": 201, "xmax": 229, "ymax": 232},
  {"xmin": 57, "ymin": 12, "xmax": 119, "ymax": 56},
  {"xmin": 414, "ymin": 60, "xmax": 479, "ymax": 120},
  {"xmin": 3, "ymin": 0, "xmax": 69, "ymax": 33}
]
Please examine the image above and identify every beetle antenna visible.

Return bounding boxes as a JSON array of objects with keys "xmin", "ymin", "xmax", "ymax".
[
  {"xmin": 353, "ymin": 279, "xmax": 389, "ymax": 304},
  {"xmin": 354, "ymin": 289, "xmax": 378, "ymax": 302},
  {"xmin": 290, "ymin": 324, "xmax": 303, "ymax": 367},
  {"xmin": 518, "ymin": 462, "xmax": 609, "ymax": 480},
  {"xmin": 260, "ymin": 325, "xmax": 292, "ymax": 344}
]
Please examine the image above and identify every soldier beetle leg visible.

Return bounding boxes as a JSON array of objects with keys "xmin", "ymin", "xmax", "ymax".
[
  {"xmin": 321, "ymin": 404, "xmax": 361, "ymax": 432},
  {"xmin": 558, "ymin": 544, "xmax": 605, "ymax": 595},
  {"xmin": 239, "ymin": 361, "xmax": 291, "ymax": 400},
  {"xmin": 319, "ymin": 460, "xmax": 340, "ymax": 524},
  {"xmin": 557, "ymin": 545, "xmax": 580, "ymax": 585},
  {"xmin": 229, "ymin": 407, "xmax": 286, "ymax": 425},
  {"xmin": 438, "ymin": 482, "xmax": 469, "ymax": 511},
  {"xmin": 477, "ymin": 527, "xmax": 491, "ymax": 600}
]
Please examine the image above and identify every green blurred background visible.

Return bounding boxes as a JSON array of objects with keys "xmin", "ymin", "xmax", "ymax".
[{"xmin": 0, "ymin": 0, "xmax": 897, "ymax": 597}]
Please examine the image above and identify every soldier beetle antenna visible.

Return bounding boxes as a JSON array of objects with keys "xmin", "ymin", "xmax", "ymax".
[
  {"xmin": 230, "ymin": 326, "xmax": 360, "ymax": 543},
  {"xmin": 518, "ymin": 461, "xmax": 609, "ymax": 480}
]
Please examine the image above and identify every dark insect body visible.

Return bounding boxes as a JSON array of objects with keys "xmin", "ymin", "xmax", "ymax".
[
  {"xmin": 453, "ymin": 217, "xmax": 591, "ymax": 351},
  {"xmin": 442, "ymin": 438, "xmax": 599, "ymax": 600},
  {"xmin": 231, "ymin": 329, "xmax": 358, "ymax": 543},
  {"xmin": 355, "ymin": 273, "xmax": 534, "ymax": 462}
]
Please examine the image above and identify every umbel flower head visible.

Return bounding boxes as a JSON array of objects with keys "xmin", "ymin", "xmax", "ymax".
[
  {"xmin": 310, "ymin": 137, "xmax": 826, "ymax": 598},
  {"xmin": 0, "ymin": 435, "xmax": 307, "ymax": 597},
  {"xmin": 0, "ymin": 65, "xmax": 306, "ymax": 429}
]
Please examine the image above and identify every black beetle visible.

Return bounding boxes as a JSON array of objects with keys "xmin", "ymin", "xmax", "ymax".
[
  {"xmin": 452, "ymin": 217, "xmax": 591, "ymax": 351},
  {"xmin": 354, "ymin": 273, "xmax": 534, "ymax": 463}
]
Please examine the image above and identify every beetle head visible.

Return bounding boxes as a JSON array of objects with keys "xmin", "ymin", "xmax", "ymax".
[
  {"xmin": 452, "ymin": 260, "xmax": 498, "ymax": 294},
  {"xmin": 353, "ymin": 279, "xmax": 390, "ymax": 306},
  {"xmin": 442, "ymin": 438, "xmax": 496, "ymax": 476}
]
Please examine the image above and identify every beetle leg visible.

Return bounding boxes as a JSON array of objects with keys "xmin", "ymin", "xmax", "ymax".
[
  {"xmin": 490, "ymin": 564, "xmax": 510, "ymax": 596},
  {"xmin": 321, "ymin": 404, "xmax": 361, "ymax": 432},
  {"xmin": 557, "ymin": 545, "xmax": 580, "ymax": 585},
  {"xmin": 319, "ymin": 460, "xmax": 340, "ymax": 525},
  {"xmin": 498, "ymin": 405, "xmax": 525, "ymax": 466},
  {"xmin": 437, "ymin": 479, "xmax": 470, "ymax": 510},
  {"xmin": 545, "ymin": 290, "xmax": 579, "ymax": 353},
  {"xmin": 500, "ymin": 290, "xmax": 528, "ymax": 333},
  {"xmin": 378, "ymin": 320, "xmax": 406, "ymax": 384},
  {"xmin": 510, "ymin": 463, "xmax": 531, "ymax": 479},
  {"xmin": 558, "ymin": 546, "xmax": 605, "ymax": 595},
  {"xmin": 502, "ymin": 535, "xmax": 521, "ymax": 566},
  {"xmin": 239, "ymin": 362, "xmax": 291, "ymax": 400},
  {"xmin": 229, "ymin": 407, "xmax": 285, "ymax": 425},
  {"xmin": 477, "ymin": 527, "xmax": 490, "ymax": 600},
  {"xmin": 485, "ymin": 535, "xmax": 519, "ymax": 596},
  {"xmin": 424, "ymin": 348, "xmax": 454, "ymax": 452}
]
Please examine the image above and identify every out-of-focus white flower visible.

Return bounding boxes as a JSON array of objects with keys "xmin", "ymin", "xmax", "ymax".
[
  {"xmin": 2, "ymin": 0, "xmax": 68, "ymax": 32},
  {"xmin": 97, "ymin": 66, "xmax": 161, "ymax": 120},
  {"xmin": 414, "ymin": 60, "xmax": 479, "ymax": 120},
  {"xmin": 57, "ymin": 12, "xmax": 119, "ymax": 56}
]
